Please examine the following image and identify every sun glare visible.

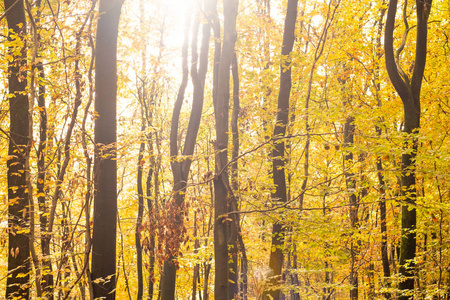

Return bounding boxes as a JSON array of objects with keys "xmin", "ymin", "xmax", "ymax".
[{"xmin": 143, "ymin": 0, "xmax": 190, "ymax": 49}]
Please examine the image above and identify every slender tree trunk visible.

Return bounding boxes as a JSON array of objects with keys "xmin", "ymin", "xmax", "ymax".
[
  {"xmin": 162, "ymin": 1, "xmax": 211, "ymax": 297},
  {"xmin": 91, "ymin": 0, "xmax": 124, "ymax": 298},
  {"xmin": 344, "ymin": 115, "xmax": 359, "ymax": 300},
  {"xmin": 376, "ymin": 122, "xmax": 392, "ymax": 299},
  {"xmin": 81, "ymin": 18, "xmax": 96, "ymax": 299},
  {"xmin": 23, "ymin": 0, "xmax": 43, "ymax": 297},
  {"xmin": 203, "ymin": 262, "xmax": 212, "ymax": 300},
  {"xmin": 136, "ymin": 0, "xmax": 148, "ymax": 297},
  {"xmin": 145, "ymin": 18, "xmax": 164, "ymax": 300},
  {"xmin": 384, "ymin": 0, "xmax": 432, "ymax": 298},
  {"xmin": 147, "ymin": 134, "xmax": 158, "ymax": 299},
  {"xmin": 232, "ymin": 50, "xmax": 249, "ymax": 300},
  {"xmin": 162, "ymin": 19, "xmax": 188, "ymax": 300},
  {"xmin": 161, "ymin": 10, "xmax": 190, "ymax": 295},
  {"xmin": 374, "ymin": 4, "xmax": 391, "ymax": 298},
  {"xmin": 339, "ymin": 61, "xmax": 359, "ymax": 297},
  {"xmin": 208, "ymin": 4, "xmax": 220, "ymax": 298},
  {"xmin": 377, "ymin": 151, "xmax": 392, "ymax": 297},
  {"xmin": 263, "ymin": 1, "xmax": 298, "ymax": 299},
  {"xmin": 4, "ymin": 0, "xmax": 31, "ymax": 298},
  {"xmin": 229, "ymin": 50, "xmax": 242, "ymax": 300},
  {"xmin": 192, "ymin": 211, "xmax": 200, "ymax": 300},
  {"xmin": 136, "ymin": 122, "xmax": 146, "ymax": 300},
  {"xmin": 322, "ymin": 159, "xmax": 335, "ymax": 300},
  {"xmin": 30, "ymin": 0, "xmax": 54, "ymax": 296},
  {"xmin": 259, "ymin": 0, "xmax": 272, "ymax": 143},
  {"xmin": 213, "ymin": 1, "xmax": 239, "ymax": 299}
]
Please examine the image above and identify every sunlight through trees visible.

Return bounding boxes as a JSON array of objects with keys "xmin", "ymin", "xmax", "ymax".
[{"xmin": 1, "ymin": 0, "xmax": 450, "ymax": 299}]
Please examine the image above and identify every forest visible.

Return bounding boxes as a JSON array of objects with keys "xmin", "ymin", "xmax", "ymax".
[{"xmin": 0, "ymin": 0, "xmax": 449, "ymax": 299}]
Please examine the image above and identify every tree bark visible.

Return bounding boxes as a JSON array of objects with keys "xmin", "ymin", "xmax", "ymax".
[
  {"xmin": 263, "ymin": 0, "xmax": 298, "ymax": 299},
  {"xmin": 344, "ymin": 115, "xmax": 359, "ymax": 300},
  {"xmin": 91, "ymin": 0, "xmax": 124, "ymax": 299},
  {"xmin": 374, "ymin": 4, "xmax": 391, "ymax": 298},
  {"xmin": 384, "ymin": 0, "xmax": 432, "ymax": 298},
  {"xmin": 377, "ymin": 151, "xmax": 392, "ymax": 299},
  {"xmin": 146, "ymin": 161, "xmax": 156, "ymax": 300},
  {"xmin": 228, "ymin": 50, "xmax": 243, "ymax": 300},
  {"xmin": 30, "ymin": 0, "xmax": 54, "ymax": 296},
  {"xmin": 4, "ymin": 0, "xmax": 31, "ymax": 298},
  {"xmin": 81, "ymin": 18, "xmax": 96, "ymax": 299},
  {"xmin": 146, "ymin": 18, "xmax": 165, "ymax": 300},
  {"xmin": 135, "ymin": 0, "xmax": 149, "ymax": 297},
  {"xmin": 212, "ymin": 0, "xmax": 238, "ymax": 299},
  {"xmin": 192, "ymin": 211, "xmax": 200, "ymax": 300},
  {"xmin": 136, "ymin": 122, "xmax": 145, "ymax": 300},
  {"xmin": 162, "ymin": 1, "xmax": 211, "ymax": 297}
]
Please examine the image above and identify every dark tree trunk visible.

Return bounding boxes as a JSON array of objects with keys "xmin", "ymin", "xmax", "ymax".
[
  {"xmin": 230, "ymin": 51, "xmax": 249, "ymax": 300},
  {"xmin": 192, "ymin": 211, "xmax": 200, "ymax": 300},
  {"xmin": 228, "ymin": 51, "xmax": 242, "ymax": 300},
  {"xmin": 213, "ymin": 0, "xmax": 238, "ymax": 299},
  {"xmin": 162, "ymin": 1, "xmax": 211, "ymax": 297},
  {"xmin": 374, "ymin": 5, "xmax": 391, "ymax": 299},
  {"xmin": 384, "ymin": 0, "xmax": 432, "ymax": 298},
  {"xmin": 91, "ymin": 0, "xmax": 124, "ymax": 299},
  {"xmin": 146, "ymin": 162, "xmax": 156, "ymax": 300},
  {"xmin": 136, "ymin": 0, "xmax": 148, "ymax": 297},
  {"xmin": 81, "ymin": 18, "xmax": 96, "ymax": 299},
  {"xmin": 263, "ymin": 0, "xmax": 298, "ymax": 299},
  {"xmin": 344, "ymin": 116, "xmax": 359, "ymax": 300},
  {"xmin": 30, "ymin": 0, "xmax": 54, "ymax": 296},
  {"xmin": 146, "ymin": 18, "xmax": 164, "ymax": 300},
  {"xmin": 203, "ymin": 262, "xmax": 212, "ymax": 300},
  {"xmin": 4, "ymin": 0, "xmax": 31, "ymax": 298},
  {"xmin": 377, "ymin": 151, "xmax": 392, "ymax": 298},
  {"xmin": 136, "ymin": 125, "xmax": 145, "ymax": 300},
  {"xmin": 161, "ymin": 11, "xmax": 189, "ymax": 296}
]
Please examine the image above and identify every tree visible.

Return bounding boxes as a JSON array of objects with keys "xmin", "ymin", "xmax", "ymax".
[
  {"xmin": 263, "ymin": 0, "xmax": 298, "ymax": 298},
  {"xmin": 374, "ymin": 5, "xmax": 391, "ymax": 298},
  {"xmin": 384, "ymin": 0, "xmax": 432, "ymax": 298},
  {"xmin": 212, "ymin": 0, "xmax": 238, "ymax": 299},
  {"xmin": 4, "ymin": 0, "xmax": 31, "ymax": 298},
  {"xmin": 91, "ymin": 0, "xmax": 124, "ymax": 298},
  {"xmin": 160, "ymin": 1, "xmax": 212, "ymax": 298},
  {"xmin": 31, "ymin": 0, "xmax": 53, "ymax": 296},
  {"xmin": 228, "ymin": 51, "xmax": 248, "ymax": 300}
]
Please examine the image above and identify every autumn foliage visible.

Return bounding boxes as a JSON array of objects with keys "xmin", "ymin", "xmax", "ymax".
[{"xmin": 1, "ymin": 0, "xmax": 450, "ymax": 299}]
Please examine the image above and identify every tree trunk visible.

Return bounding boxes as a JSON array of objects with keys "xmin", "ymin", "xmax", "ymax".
[
  {"xmin": 162, "ymin": 1, "xmax": 211, "ymax": 297},
  {"xmin": 228, "ymin": 50, "xmax": 242, "ymax": 300},
  {"xmin": 377, "ymin": 151, "xmax": 392, "ymax": 298},
  {"xmin": 136, "ymin": 0, "xmax": 149, "ymax": 297},
  {"xmin": 136, "ymin": 124, "xmax": 145, "ymax": 300},
  {"xmin": 374, "ymin": 5, "xmax": 391, "ymax": 298},
  {"xmin": 91, "ymin": 0, "xmax": 124, "ymax": 298},
  {"xmin": 4, "ymin": 0, "xmax": 31, "ymax": 298},
  {"xmin": 384, "ymin": 0, "xmax": 432, "ymax": 298},
  {"xmin": 30, "ymin": 0, "xmax": 54, "ymax": 296},
  {"xmin": 263, "ymin": 0, "xmax": 298, "ymax": 299},
  {"xmin": 192, "ymin": 211, "xmax": 200, "ymax": 300},
  {"xmin": 344, "ymin": 116, "xmax": 359, "ymax": 300},
  {"xmin": 147, "ymin": 131, "xmax": 158, "ymax": 299},
  {"xmin": 81, "ymin": 19, "xmax": 96, "ymax": 299},
  {"xmin": 212, "ymin": 0, "xmax": 238, "ymax": 299},
  {"xmin": 146, "ymin": 18, "xmax": 165, "ymax": 300}
]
